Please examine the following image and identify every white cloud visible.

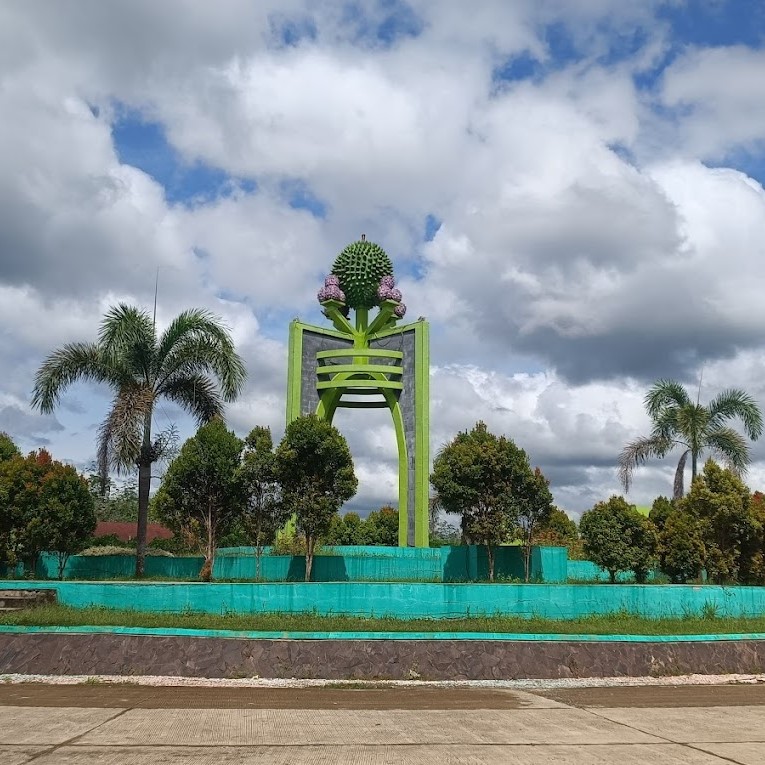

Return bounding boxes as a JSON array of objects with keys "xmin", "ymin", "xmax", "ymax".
[
  {"xmin": 659, "ymin": 45, "xmax": 765, "ymax": 159},
  {"xmin": 1, "ymin": 1, "xmax": 765, "ymax": 517}
]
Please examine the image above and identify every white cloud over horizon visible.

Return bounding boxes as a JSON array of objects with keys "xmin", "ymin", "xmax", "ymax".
[{"xmin": 2, "ymin": 0, "xmax": 765, "ymax": 517}]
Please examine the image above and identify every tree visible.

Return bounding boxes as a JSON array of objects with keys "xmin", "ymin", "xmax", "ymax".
[
  {"xmin": 658, "ymin": 510, "xmax": 706, "ymax": 583},
  {"xmin": 364, "ymin": 506, "xmax": 399, "ymax": 546},
  {"xmin": 648, "ymin": 496, "xmax": 675, "ymax": 534},
  {"xmin": 535, "ymin": 507, "xmax": 578, "ymax": 544},
  {"xmin": 515, "ymin": 467, "xmax": 555, "ymax": 582},
  {"xmin": 0, "ymin": 432, "xmax": 20, "ymax": 463},
  {"xmin": 31, "ymin": 303, "xmax": 246, "ymax": 577},
  {"xmin": 87, "ymin": 473, "xmax": 143, "ymax": 523},
  {"xmin": 679, "ymin": 459, "xmax": 759, "ymax": 584},
  {"xmin": 237, "ymin": 426, "xmax": 288, "ymax": 579},
  {"xmin": 154, "ymin": 421, "xmax": 245, "ymax": 581},
  {"xmin": 742, "ymin": 492, "xmax": 765, "ymax": 585},
  {"xmin": 579, "ymin": 496, "xmax": 658, "ymax": 583},
  {"xmin": 324, "ymin": 512, "xmax": 365, "ymax": 545},
  {"xmin": 430, "ymin": 421, "xmax": 537, "ymax": 582},
  {"xmin": 275, "ymin": 415, "xmax": 357, "ymax": 581},
  {"xmin": 619, "ymin": 379, "xmax": 762, "ymax": 499},
  {"xmin": 0, "ymin": 449, "xmax": 96, "ymax": 577}
]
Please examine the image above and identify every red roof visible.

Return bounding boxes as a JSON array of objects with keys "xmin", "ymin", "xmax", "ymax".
[{"xmin": 95, "ymin": 522, "xmax": 173, "ymax": 543}]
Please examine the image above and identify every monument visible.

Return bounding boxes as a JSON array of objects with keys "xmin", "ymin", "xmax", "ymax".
[{"xmin": 286, "ymin": 237, "xmax": 429, "ymax": 546}]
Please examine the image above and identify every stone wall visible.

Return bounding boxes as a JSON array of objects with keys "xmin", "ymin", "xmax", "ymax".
[{"xmin": 2, "ymin": 632, "xmax": 764, "ymax": 680}]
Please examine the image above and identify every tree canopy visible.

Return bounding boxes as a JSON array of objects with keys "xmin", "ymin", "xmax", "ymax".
[
  {"xmin": 154, "ymin": 420, "xmax": 246, "ymax": 581},
  {"xmin": 0, "ymin": 449, "xmax": 95, "ymax": 576},
  {"xmin": 579, "ymin": 495, "xmax": 658, "ymax": 583},
  {"xmin": 430, "ymin": 421, "xmax": 547, "ymax": 582},
  {"xmin": 31, "ymin": 303, "xmax": 245, "ymax": 576},
  {"xmin": 275, "ymin": 415, "xmax": 357, "ymax": 581},
  {"xmin": 619, "ymin": 379, "xmax": 763, "ymax": 499}
]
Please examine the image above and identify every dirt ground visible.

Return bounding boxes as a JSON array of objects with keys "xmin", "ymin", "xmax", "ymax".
[
  {"xmin": 2, "ymin": 681, "xmax": 765, "ymax": 710},
  {"xmin": 533, "ymin": 683, "xmax": 765, "ymax": 708},
  {"xmin": 0, "ymin": 683, "xmax": 532, "ymax": 709}
]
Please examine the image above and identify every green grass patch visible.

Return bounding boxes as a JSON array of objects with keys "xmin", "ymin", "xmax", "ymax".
[{"xmin": 2, "ymin": 604, "xmax": 765, "ymax": 635}]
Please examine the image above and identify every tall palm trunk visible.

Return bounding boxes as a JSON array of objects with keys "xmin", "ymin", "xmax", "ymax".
[{"xmin": 135, "ymin": 411, "xmax": 153, "ymax": 578}]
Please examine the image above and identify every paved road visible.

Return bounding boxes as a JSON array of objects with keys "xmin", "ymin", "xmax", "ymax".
[{"xmin": 1, "ymin": 683, "xmax": 764, "ymax": 763}]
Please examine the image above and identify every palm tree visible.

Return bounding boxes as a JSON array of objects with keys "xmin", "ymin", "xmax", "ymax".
[
  {"xmin": 619, "ymin": 379, "xmax": 763, "ymax": 500},
  {"xmin": 32, "ymin": 304, "xmax": 246, "ymax": 576}
]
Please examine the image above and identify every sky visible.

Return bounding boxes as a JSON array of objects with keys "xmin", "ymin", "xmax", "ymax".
[{"xmin": 2, "ymin": 0, "xmax": 765, "ymax": 518}]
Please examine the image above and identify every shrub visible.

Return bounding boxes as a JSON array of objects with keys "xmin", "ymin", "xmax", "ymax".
[{"xmin": 79, "ymin": 546, "xmax": 174, "ymax": 557}]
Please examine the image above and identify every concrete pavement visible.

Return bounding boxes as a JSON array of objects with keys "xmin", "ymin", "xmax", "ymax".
[{"xmin": 1, "ymin": 683, "xmax": 764, "ymax": 763}]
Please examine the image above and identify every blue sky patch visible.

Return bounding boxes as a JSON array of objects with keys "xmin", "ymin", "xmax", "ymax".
[
  {"xmin": 341, "ymin": 0, "xmax": 423, "ymax": 48},
  {"xmin": 424, "ymin": 214, "xmax": 441, "ymax": 242},
  {"xmin": 281, "ymin": 179, "xmax": 328, "ymax": 218},
  {"xmin": 111, "ymin": 108, "xmax": 257, "ymax": 204}
]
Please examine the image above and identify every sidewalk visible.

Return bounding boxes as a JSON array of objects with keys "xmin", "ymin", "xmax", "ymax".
[{"xmin": 1, "ymin": 682, "xmax": 764, "ymax": 763}]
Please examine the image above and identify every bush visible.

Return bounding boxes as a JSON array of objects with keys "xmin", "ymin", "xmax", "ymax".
[
  {"xmin": 87, "ymin": 534, "xmax": 128, "ymax": 548},
  {"xmin": 79, "ymin": 546, "xmax": 174, "ymax": 557},
  {"xmin": 659, "ymin": 510, "xmax": 706, "ymax": 583},
  {"xmin": 579, "ymin": 496, "xmax": 658, "ymax": 583}
]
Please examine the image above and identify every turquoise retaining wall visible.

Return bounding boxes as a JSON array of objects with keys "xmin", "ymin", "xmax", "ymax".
[
  {"xmin": 19, "ymin": 545, "xmax": 568, "ymax": 583},
  {"xmin": 566, "ymin": 560, "xmax": 659, "ymax": 583},
  {"xmin": 3, "ymin": 580, "xmax": 765, "ymax": 619}
]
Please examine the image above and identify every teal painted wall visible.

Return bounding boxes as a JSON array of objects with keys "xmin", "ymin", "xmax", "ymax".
[
  {"xmin": 3, "ymin": 580, "xmax": 765, "ymax": 619},
  {"xmin": 566, "ymin": 560, "xmax": 657, "ymax": 583},
  {"xmin": 22, "ymin": 545, "xmax": 568, "ymax": 583}
]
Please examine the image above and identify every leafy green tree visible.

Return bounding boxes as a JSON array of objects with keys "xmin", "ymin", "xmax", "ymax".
[
  {"xmin": 31, "ymin": 303, "xmax": 246, "ymax": 577},
  {"xmin": 429, "ymin": 519, "xmax": 461, "ymax": 547},
  {"xmin": 364, "ymin": 506, "xmax": 399, "ymax": 546},
  {"xmin": 430, "ymin": 421, "xmax": 539, "ymax": 582},
  {"xmin": 154, "ymin": 421, "xmax": 246, "ymax": 581},
  {"xmin": 619, "ymin": 379, "xmax": 763, "ymax": 499},
  {"xmin": 515, "ymin": 467, "xmax": 555, "ymax": 581},
  {"xmin": 534, "ymin": 507, "xmax": 578, "ymax": 544},
  {"xmin": 679, "ymin": 460, "xmax": 758, "ymax": 583},
  {"xmin": 533, "ymin": 507, "xmax": 582, "ymax": 559},
  {"xmin": 324, "ymin": 512, "xmax": 365, "ymax": 545},
  {"xmin": 0, "ymin": 449, "xmax": 95, "ymax": 577},
  {"xmin": 742, "ymin": 492, "xmax": 765, "ymax": 585},
  {"xmin": 648, "ymin": 496, "xmax": 675, "ymax": 534},
  {"xmin": 275, "ymin": 415, "xmax": 357, "ymax": 581},
  {"xmin": 579, "ymin": 496, "xmax": 658, "ymax": 583},
  {"xmin": 0, "ymin": 432, "xmax": 20, "ymax": 463},
  {"xmin": 87, "ymin": 472, "xmax": 144, "ymax": 523},
  {"xmin": 237, "ymin": 426, "xmax": 288, "ymax": 579},
  {"xmin": 658, "ymin": 510, "xmax": 706, "ymax": 583}
]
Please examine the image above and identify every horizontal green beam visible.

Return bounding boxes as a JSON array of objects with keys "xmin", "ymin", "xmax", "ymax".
[
  {"xmin": 316, "ymin": 365, "xmax": 403, "ymax": 377},
  {"xmin": 317, "ymin": 349, "xmax": 403, "ymax": 359},
  {"xmin": 336, "ymin": 400, "xmax": 389, "ymax": 409},
  {"xmin": 317, "ymin": 379, "xmax": 403, "ymax": 391}
]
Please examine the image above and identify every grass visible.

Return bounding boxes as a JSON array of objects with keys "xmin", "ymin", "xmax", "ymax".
[{"xmin": 2, "ymin": 604, "xmax": 765, "ymax": 635}]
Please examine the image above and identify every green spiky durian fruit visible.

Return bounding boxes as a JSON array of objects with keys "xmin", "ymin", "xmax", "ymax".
[{"xmin": 331, "ymin": 239, "xmax": 393, "ymax": 309}]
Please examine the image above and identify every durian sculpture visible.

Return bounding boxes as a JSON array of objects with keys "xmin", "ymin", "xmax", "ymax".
[
  {"xmin": 287, "ymin": 234, "xmax": 428, "ymax": 546},
  {"xmin": 318, "ymin": 236, "xmax": 406, "ymax": 335}
]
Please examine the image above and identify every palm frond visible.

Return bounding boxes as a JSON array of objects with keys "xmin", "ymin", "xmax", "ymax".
[
  {"xmin": 707, "ymin": 388, "xmax": 764, "ymax": 440},
  {"xmin": 618, "ymin": 435, "xmax": 673, "ymax": 492},
  {"xmin": 98, "ymin": 304, "xmax": 156, "ymax": 379},
  {"xmin": 31, "ymin": 342, "xmax": 119, "ymax": 414},
  {"xmin": 644, "ymin": 379, "xmax": 691, "ymax": 420},
  {"xmin": 706, "ymin": 426, "xmax": 750, "ymax": 473},
  {"xmin": 160, "ymin": 374, "xmax": 224, "ymax": 424},
  {"xmin": 157, "ymin": 333, "xmax": 246, "ymax": 402},
  {"xmin": 156, "ymin": 309, "xmax": 231, "ymax": 365},
  {"xmin": 651, "ymin": 407, "xmax": 684, "ymax": 444},
  {"xmin": 97, "ymin": 384, "xmax": 154, "ymax": 483},
  {"xmin": 674, "ymin": 403, "xmax": 709, "ymax": 454}
]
